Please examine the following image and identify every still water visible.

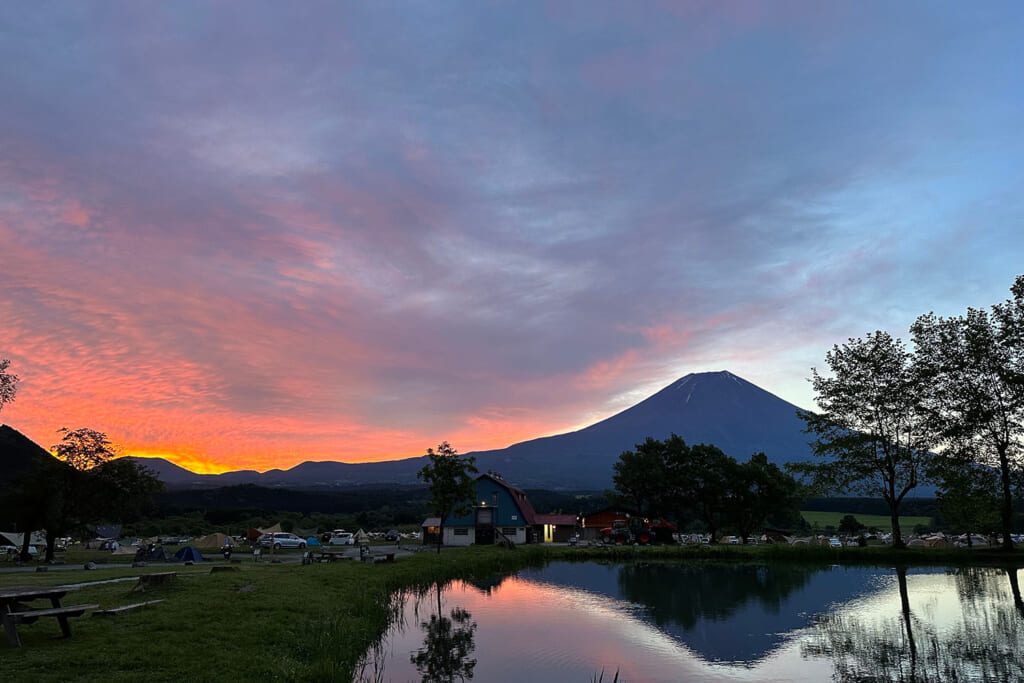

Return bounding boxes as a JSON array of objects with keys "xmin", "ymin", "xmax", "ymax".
[{"xmin": 360, "ymin": 561, "xmax": 1024, "ymax": 682}]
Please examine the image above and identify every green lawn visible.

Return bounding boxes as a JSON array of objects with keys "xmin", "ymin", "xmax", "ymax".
[{"xmin": 801, "ymin": 510, "xmax": 933, "ymax": 530}]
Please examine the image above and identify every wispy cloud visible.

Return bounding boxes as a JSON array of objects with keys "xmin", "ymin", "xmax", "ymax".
[{"xmin": 2, "ymin": 1, "xmax": 1022, "ymax": 471}]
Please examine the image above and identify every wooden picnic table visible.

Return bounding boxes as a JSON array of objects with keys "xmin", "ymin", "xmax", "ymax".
[
  {"xmin": 317, "ymin": 551, "xmax": 348, "ymax": 563},
  {"xmin": 0, "ymin": 586, "xmax": 98, "ymax": 647}
]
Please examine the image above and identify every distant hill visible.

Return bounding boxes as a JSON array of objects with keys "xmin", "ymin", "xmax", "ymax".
[
  {"xmin": 136, "ymin": 371, "xmax": 816, "ymax": 490},
  {"xmin": 0, "ymin": 424, "xmax": 56, "ymax": 489}
]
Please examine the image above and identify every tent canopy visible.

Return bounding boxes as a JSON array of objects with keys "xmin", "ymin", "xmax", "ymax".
[
  {"xmin": 174, "ymin": 546, "xmax": 204, "ymax": 562},
  {"xmin": 194, "ymin": 532, "xmax": 234, "ymax": 548}
]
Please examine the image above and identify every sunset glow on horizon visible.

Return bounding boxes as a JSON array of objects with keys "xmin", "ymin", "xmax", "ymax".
[{"xmin": 3, "ymin": 2, "xmax": 1023, "ymax": 474}]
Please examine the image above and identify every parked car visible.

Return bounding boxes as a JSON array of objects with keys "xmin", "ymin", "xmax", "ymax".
[
  {"xmin": 260, "ymin": 532, "xmax": 306, "ymax": 550},
  {"xmin": 829, "ymin": 538, "xmax": 843, "ymax": 548},
  {"xmin": 329, "ymin": 530, "xmax": 355, "ymax": 546},
  {"xmin": 384, "ymin": 530, "xmax": 401, "ymax": 542}
]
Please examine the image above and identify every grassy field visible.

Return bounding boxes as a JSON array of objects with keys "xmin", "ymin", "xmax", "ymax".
[
  {"xmin": 0, "ymin": 546, "xmax": 542, "ymax": 682},
  {"xmin": 800, "ymin": 510, "xmax": 933, "ymax": 531},
  {"xmin": 2, "ymin": 544, "xmax": 1019, "ymax": 681}
]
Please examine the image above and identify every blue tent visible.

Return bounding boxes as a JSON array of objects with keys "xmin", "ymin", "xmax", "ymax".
[
  {"xmin": 305, "ymin": 537, "xmax": 321, "ymax": 546},
  {"xmin": 174, "ymin": 545, "xmax": 204, "ymax": 562}
]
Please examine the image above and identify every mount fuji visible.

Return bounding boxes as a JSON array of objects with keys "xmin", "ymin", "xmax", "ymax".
[{"xmin": 127, "ymin": 371, "xmax": 816, "ymax": 490}]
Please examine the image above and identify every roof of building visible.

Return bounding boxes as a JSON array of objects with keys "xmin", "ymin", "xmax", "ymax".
[
  {"xmin": 478, "ymin": 472, "xmax": 537, "ymax": 525},
  {"xmin": 422, "ymin": 517, "xmax": 441, "ymax": 527},
  {"xmin": 535, "ymin": 514, "xmax": 577, "ymax": 526}
]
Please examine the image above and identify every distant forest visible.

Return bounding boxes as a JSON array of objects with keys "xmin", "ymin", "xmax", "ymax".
[
  {"xmin": 128, "ymin": 484, "xmax": 1024, "ymax": 539},
  {"xmin": 131, "ymin": 484, "xmax": 607, "ymax": 537}
]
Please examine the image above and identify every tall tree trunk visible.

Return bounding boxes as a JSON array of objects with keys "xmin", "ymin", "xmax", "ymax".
[
  {"xmin": 890, "ymin": 506, "xmax": 905, "ymax": 549},
  {"xmin": 998, "ymin": 445, "xmax": 1014, "ymax": 551},
  {"xmin": 19, "ymin": 530, "xmax": 32, "ymax": 563}
]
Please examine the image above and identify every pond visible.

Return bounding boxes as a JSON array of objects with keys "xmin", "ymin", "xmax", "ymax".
[{"xmin": 359, "ymin": 561, "xmax": 1024, "ymax": 682}]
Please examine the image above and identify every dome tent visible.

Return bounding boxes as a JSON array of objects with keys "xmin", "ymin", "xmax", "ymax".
[{"xmin": 174, "ymin": 546, "xmax": 204, "ymax": 563}]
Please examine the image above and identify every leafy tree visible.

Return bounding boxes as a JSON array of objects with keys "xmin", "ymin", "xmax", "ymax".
[
  {"xmin": 675, "ymin": 443, "xmax": 734, "ymax": 543},
  {"xmin": 612, "ymin": 437, "xmax": 803, "ymax": 543},
  {"xmin": 912, "ymin": 276, "xmax": 1024, "ymax": 550},
  {"xmin": 838, "ymin": 515, "xmax": 865, "ymax": 534},
  {"xmin": 0, "ymin": 358, "xmax": 19, "ymax": 412},
  {"xmin": 23, "ymin": 427, "xmax": 164, "ymax": 561},
  {"xmin": 930, "ymin": 450, "xmax": 1001, "ymax": 547},
  {"xmin": 417, "ymin": 442, "xmax": 478, "ymax": 553},
  {"xmin": 53, "ymin": 427, "xmax": 117, "ymax": 470},
  {"xmin": 729, "ymin": 452, "xmax": 804, "ymax": 543},
  {"xmin": 793, "ymin": 331, "xmax": 933, "ymax": 549},
  {"xmin": 612, "ymin": 436, "xmax": 673, "ymax": 517}
]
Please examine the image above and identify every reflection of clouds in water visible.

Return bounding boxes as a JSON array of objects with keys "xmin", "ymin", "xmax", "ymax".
[
  {"xmin": 802, "ymin": 568, "xmax": 1024, "ymax": 683},
  {"xmin": 359, "ymin": 566, "xmax": 1024, "ymax": 683}
]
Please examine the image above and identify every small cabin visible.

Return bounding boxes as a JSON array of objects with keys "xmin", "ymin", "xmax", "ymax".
[
  {"xmin": 534, "ymin": 514, "xmax": 578, "ymax": 543},
  {"xmin": 421, "ymin": 518, "xmax": 441, "ymax": 546}
]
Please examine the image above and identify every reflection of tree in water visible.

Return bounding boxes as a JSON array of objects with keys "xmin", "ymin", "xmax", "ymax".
[
  {"xmin": 617, "ymin": 562, "xmax": 818, "ymax": 629},
  {"xmin": 411, "ymin": 584, "xmax": 478, "ymax": 683},
  {"xmin": 802, "ymin": 567, "xmax": 1024, "ymax": 682}
]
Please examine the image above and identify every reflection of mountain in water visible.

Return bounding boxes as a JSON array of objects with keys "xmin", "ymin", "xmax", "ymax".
[{"xmin": 519, "ymin": 561, "xmax": 883, "ymax": 664}]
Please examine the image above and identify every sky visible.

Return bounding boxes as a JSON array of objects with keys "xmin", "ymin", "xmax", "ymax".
[{"xmin": 2, "ymin": 1, "xmax": 1023, "ymax": 474}]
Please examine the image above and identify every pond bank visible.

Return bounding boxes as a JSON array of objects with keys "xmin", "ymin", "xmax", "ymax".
[{"xmin": 1, "ymin": 544, "xmax": 1020, "ymax": 681}]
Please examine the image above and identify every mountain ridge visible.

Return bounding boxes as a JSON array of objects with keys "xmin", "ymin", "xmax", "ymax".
[{"xmin": 123, "ymin": 370, "xmax": 816, "ymax": 490}]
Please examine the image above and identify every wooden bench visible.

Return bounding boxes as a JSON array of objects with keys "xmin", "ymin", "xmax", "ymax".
[
  {"xmin": 92, "ymin": 600, "xmax": 164, "ymax": 617},
  {"xmin": 3, "ymin": 604, "xmax": 99, "ymax": 647},
  {"xmin": 131, "ymin": 572, "xmax": 177, "ymax": 593}
]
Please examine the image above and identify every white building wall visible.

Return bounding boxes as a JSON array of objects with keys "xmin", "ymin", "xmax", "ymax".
[
  {"xmin": 443, "ymin": 526, "xmax": 475, "ymax": 546},
  {"xmin": 498, "ymin": 526, "xmax": 526, "ymax": 545}
]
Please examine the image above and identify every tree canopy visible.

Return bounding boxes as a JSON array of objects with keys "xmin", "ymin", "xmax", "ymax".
[
  {"xmin": 793, "ymin": 331, "xmax": 933, "ymax": 548},
  {"xmin": 911, "ymin": 275, "xmax": 1024, "ymax": 549},
  {"xmin": 417, "ymin": 442, "xmax": 478, "ymax": 553},
  {"xmin": 0, "ymin": 357, "xmax": 19, "ymax": 412},
  {"xmin": 15, "ymin": 427, "xmax": 163, "ymax": 561},
  {"xmin": 612, "ymin": 435, "xmax": 802, "ymax": 543}
]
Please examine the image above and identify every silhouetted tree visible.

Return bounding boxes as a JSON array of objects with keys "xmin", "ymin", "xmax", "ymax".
[
  {"xmin": 612, "ymin": 435, "xmax": 675, "ymax": 517},
  {"xmin": 837, "ymin": 514, "xmax": 866, "ymax": 534},
  {"xmin": 0, "ymin": 358, "xmax": 18, "ymax": 412},
  {"xmin": 912, "ymin": 275, "xmax": 1024, "ymax": 550},
  {"xmin": 930, "ymin": 451, "xmax": 1000, "ymax": 546},
  {"xmin": 21, "ymin": 427, "xmax": 164, "ymax": 561},
  {"xmin": 793, "ymin": 331, "xmax": 933, "ymax": 548},
  {"xmin": 418, "ymin": 442, "xmax": 477, "ymax": 553},
  {"xmin": 676, "ymin": 443, "xmax": 734, "ymax": 542},
  {"xmin": 729, "ymin": 452, "xmax": 804, "ymax": 543}
]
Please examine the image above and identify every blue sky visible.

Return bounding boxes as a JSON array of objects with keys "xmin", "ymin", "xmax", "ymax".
[{"xmin": 2, "ymin": 1, "xmax": 1022, "ymax": 471}]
